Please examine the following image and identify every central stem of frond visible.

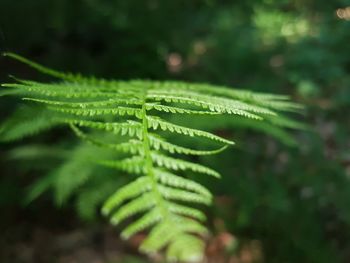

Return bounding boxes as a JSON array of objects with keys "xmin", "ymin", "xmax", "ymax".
[{"xmin": 141, "ymin": 99, "xmax": 168, "ymax": 217}]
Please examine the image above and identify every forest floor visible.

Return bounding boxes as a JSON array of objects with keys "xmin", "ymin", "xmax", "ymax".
[{"xmin": 1, "ymin": 203, "xmax": 261, "ymax": 263}]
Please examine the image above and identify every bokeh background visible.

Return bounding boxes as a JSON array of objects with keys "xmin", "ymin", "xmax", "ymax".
[{"xmin": 0, "ymin": 1, "xmax": 350, "ymax": 263}]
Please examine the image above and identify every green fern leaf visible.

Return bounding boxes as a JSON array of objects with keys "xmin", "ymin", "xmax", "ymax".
[
  {"xmin": 147, "ymin": 93, "xmax": 263, "ymax": 118},
  {"xmin": 1, "ymin": 54, "xmax": 303, "ymax": 262},
  {"xmin": 23, "ymin": 97, "xmax": 143, "ymax": 108},
  {"xmin": 151, "ymin": 152, "xmax": 221, "ymax": 178},
  {"xmin": 159, "ymin": 185, "xmax": 211, "ymax": 205},
  {"xmin": 70, "ymin": 124, "xmax": 144, "ymax": 155},
  {"xmin": 168, "ymin": 202, "xmax": 206, "ymax": 221},
  {"xmin": 121, "ymin": 208, "xmax": 163, "ymax": 239},
  {"xmin": 99, "ymin": 157, "xmax": 147, "ymax": 174},
  {"xmin": 110, "ymin": 192, "xmax": 157, "ymax": 225},
  {"xmin": 50, "ymin": 106, "xmax": 143, "ymax": 119},
  {"xmin": 64, "ymin": 119, "xmax": 143, "ymax": 139},
  {"xmin": 154, "ymin": 169, "xmax": 212, "ymax": 197},
  {"xmin": 149, "ymin": 134, "xmax": 227, "ymax": 155},
  {"xmin": 147, "ymin": 116, "xmax": 234, "ymax": 145},
  {"xmin": 102, "ymin": 176, "xmax": 152, "ymax": 215},
  {"xmin": 145, "ymin": 103, "xmax": 219, "ymax": 115},
  {"xmin": 0, "ymin": 106, "xmax": 60, "ymax": 142}
]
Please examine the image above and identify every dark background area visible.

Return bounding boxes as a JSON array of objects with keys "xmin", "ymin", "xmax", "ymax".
[{"xmin": 0, "ymin": 1, "xmax": 350, "ymax": 262}]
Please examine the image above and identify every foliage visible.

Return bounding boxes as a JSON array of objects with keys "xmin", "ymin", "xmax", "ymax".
[
  {"xmin": 0, "ymin": 1, "xmax": 349, "ymax": 263},
  {"xmin": 0, "ymin": 54, "xmax": 301, "ymax": 262}
]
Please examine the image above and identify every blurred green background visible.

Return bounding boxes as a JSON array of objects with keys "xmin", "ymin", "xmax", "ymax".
[{"xmin": 0, "ymin": 0, "xmax": 349, "ymax": 262}]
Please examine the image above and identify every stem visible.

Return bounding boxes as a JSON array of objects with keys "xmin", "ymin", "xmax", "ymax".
[{"xmin": 141, "ymin": 103, "xmax": 169, "ymax": 217}]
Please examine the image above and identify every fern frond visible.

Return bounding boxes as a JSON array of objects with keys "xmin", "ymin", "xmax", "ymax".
[
  {"xmin": 0, "ymin": 89, "xmax": 21, "ymax": 96},
  {"xmin": 110, "ymin": 192, "xmax": 157, "ymax": 225},
  {"xmin": 2, "ymin": 54, "xmax": 303, "ymax": 262},
  {"xmin": 51, "ymin": 106, "xmax": 143, "ymax": 118},
  {"xmin": 23, "ymin": 97, "xmax": 143, "ymax": 108},
  {"xmin": 121, "ymin": 208, "xmax": 163, "ymax": 239},
  {"xmin": 145, "ymin": 103, "xmax": 219, "ymax": 115},
  {"xmin": 147, "ymin": 116, "xmax": 234, "ymax": 145},
  {"xmin": 147, "ymin": 93, "xmax": 263, "ymax": 119},
  {"xmin": 70, "ymin": 124, "xmax": 144, "ymax": 155},
  {"xmin": 0, "ymin": 106, "xmax": 60, "ymax": 142},
  {"xmin": 168, "ymin": 202, "xmax": 206, "ymax": 221},
  {"xmin": 154, "ymin": 169, "xmax": 211, "ymax": 197},
  {"xmin": 99, "ymin": 157, "xmax": 147, "ymax": 174},
  {"xmin": 3, "ymin": 52, "xmax": 77, "ymax": 81},
  {"xmin": 140, "ymin": 221, "xmax": 180, "ymax": 252},
  {"xmin": 265, "ymin": 114, "xmax": 309, "ymax": 130},
  {"xmin": 53, "ymin": 143, "xmax": 102, "ymax": 205},
  {"xmin": 148, "ymin": 80, "xmax": 303, "ymax": 112},
  {"xmin": 151, "ymin": 152, "xmax": 221, "ymax": 178},
  {"xmin": 159, "ymin": 185, "xmax": 212, "ymax": 205},
  {"xmin": 75, "ymin": 172, "xmax": 126, "ymax": 221},
  {"xmin": 140, "ymin": 217, "xmax": 207, "ymax": 253},
  {"xmin": 166, "ymin": 234, "xmax": 205, "ymax": 262},
  {"xmin": 148, "ymin": 89, "xmax": 276, "ymax": 116},
  {"xmin": 102, "ymin": 176, "xmax": 152, "ymax": 215},
  {"xmin": 149, "ymin": 134, "xmax": 227, "ymax": 156},
  {"xmin": 64, "ymin": 119, "xmax": 143, "ymax": 139},
  {"xmin": 3, "ymin": 83, "xmax": 118, "ymax": 99},
  {"xmin": 209, "ymin": 86, "xmax": 304, "ymax": 112}
]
